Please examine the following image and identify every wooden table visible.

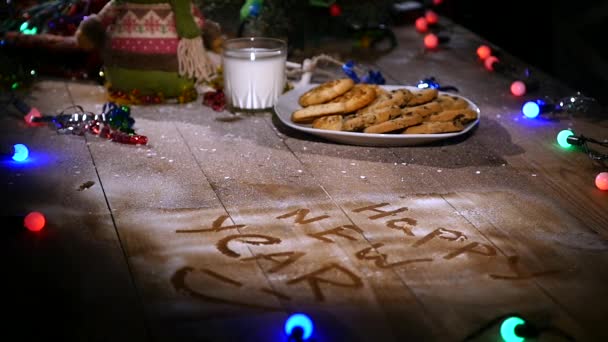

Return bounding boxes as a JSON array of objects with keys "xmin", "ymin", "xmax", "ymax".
[{"xmin": 2, "ymin": 21, "xmax": 607, "ymax": 342}]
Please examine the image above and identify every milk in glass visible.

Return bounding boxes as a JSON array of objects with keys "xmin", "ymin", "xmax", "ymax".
[{"xmin": 223, "ymin": 38, "xmax": 286, "ymax": 111}]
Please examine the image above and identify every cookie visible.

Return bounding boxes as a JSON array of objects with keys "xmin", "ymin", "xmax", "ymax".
[
  {"xmin": 363, "ymin": 112, "xmax": 424, "ymax": 134},
  {"xmin": 356, "ymin": 88, "xmax": 413, "ymax": 116},
  {"xmin": 343, "ymin": 106, "xmax": 402, "ymax": 131},
  {"xmin": 291, "ymin": 102, "xmax": 346, "ymax": 123},
  {"xmin": 291, "ymin": 84, "xmax": 376, "ymax": 123},
  {"xmin": 436, "ymin": 94, "xmax": 469, "ymax": 111},
  {"xmin": 312, "ymin": 115, "xmax": 344, "ymax": 131},
  {"xmin": 426, "ymin": 108, "xmax": 477, "ymax": 123},
  {"xmin": 402, "ymin": 101, "xmax": 443, "ymax": 119},
  {"xmin": 330, "ymin": 84, "xmax": 377, "ymax": 113},
  {"xmin": 403, "ymin": 121, "xmax": 464, "ymax": 134},
  {"xmin": 406, "ymin": 88, "xmax": 439, "ymax": 106},
  {"xmin": 298, "ymin": 78, "xmax": 355, "ymax": 107},
  {"xmin": 373, "ymin": 86, "xmax": 390, "ymax": 97}
]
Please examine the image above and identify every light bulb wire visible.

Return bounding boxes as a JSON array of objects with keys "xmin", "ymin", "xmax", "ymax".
[{"xmin": 579, "ymin": 137, "xmax": 608, "ymax": 163}]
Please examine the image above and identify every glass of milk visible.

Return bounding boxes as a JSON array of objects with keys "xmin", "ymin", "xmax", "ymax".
[{"xmin": 222, "ymin": 37, "xmax": 287, "ymax": 112}]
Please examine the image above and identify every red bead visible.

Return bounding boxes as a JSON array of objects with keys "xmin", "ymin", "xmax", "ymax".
[
  {"xmin": 476, "ymin": 45, "xmax": 492, "ymax": 60},
  {"xmin": 415, "ymin": 17, "xmax": 428, "ymax": 33},
  {"xmin": 203, "ymin": 91, "xmax": 215, "ymax": 105},
  {"xmin": 90, "ymin": 122, "xmax": 101, "ymax": 135},
  {"xmin": 484, "ymin": 55, "xmax": 499, "ymax": 71},
  {"xmin": 100, "ymin": 125, "xmax": 111, "ymax": 139},
  {"xmin": 110, "ymin": 131, "xmax": 148, "ymax": 145},
  {"xmin": 212, "ymin": 103, "xmax": 225, "ymax": 111},
  {"xmin": 203, "ymin": 90, "xmax": 226, "ymax": 111},
  {"xmin": 424, "ymin": 34, "xmax": 439, "ymax": 49}
]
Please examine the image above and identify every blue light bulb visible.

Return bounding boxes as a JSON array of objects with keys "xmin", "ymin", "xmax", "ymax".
[
  {"xmin": 522, "ymin": 101, "xmax": 540, "ymax": 118},
  {"xmin": 500, "ymin": 316, "xmax": 526, "ymax": 342},
  {"xmin": 285, "ymin": 313, "xmax": 314, "ymax": 340},
  {"xmin": 12, "ymin": 144, "xmax": 29, "ymax": 162}
]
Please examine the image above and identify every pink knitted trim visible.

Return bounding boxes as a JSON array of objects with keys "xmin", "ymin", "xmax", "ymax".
[{"xmin": 111, "ymin": 38, "xmax": 179, "ymax": 54}]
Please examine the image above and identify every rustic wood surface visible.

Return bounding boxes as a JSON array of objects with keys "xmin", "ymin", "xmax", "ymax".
[{"xmin": 1, "ymin": 20, "xmax": 607, "ymax": 342}]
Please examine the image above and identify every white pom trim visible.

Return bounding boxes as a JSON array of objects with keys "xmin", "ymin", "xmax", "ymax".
[{"xmin": 177, "ymin": 36, "xmax": 214, "ymax": 82}]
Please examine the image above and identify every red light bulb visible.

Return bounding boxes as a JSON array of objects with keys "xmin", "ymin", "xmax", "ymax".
[
  {"xmin": 484, "ymin": 55, "xmax": 499, "ymax": 71},
  {"xmin": 510, "ymin": 81, "xmax": 527, "ymax": 96},
  {"xmin": 24, "ymin": 211, "xmax": 46, "ymax": 232},
  {"xmin": 424, "ymin": 34, "xmax": 439, "ymax": 49},
  {"xmin": 476, "ymin": 45, "xmax": 492, "ymax": 60},
  {"xmin": 329, "ymin": 3, "xmax": 341, "ymax": 17},
  {"xmin": 425, "ymin": 10, "xmax": 438, "ymax": 25},
  {"xmin": 24, "ymin": 107, "xmax": 45, "ymax": 127},
  {"xmin": 415, "ymin": 17, "xmax": 428, "ymax": 33},
  {"xmin": 596, "ymin": 172, "xmax": 608, "ymax": 191},
  {"xmin": 433, "ymin": 0, "xmax": 443, "ymax": 5}
]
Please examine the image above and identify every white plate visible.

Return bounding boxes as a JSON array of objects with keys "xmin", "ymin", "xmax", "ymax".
[{"xmin": 274, "ymin": 84, "xmax": 480, "ymax": 147}]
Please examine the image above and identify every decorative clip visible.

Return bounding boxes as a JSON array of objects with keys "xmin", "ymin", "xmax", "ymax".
[{"xmin": 417, "ymin": 77, "xmax": 458, "ymax": 92}]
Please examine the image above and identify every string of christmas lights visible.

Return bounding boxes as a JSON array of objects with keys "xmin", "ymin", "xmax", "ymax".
[
  {"xmin": 520, "ymin": 92, "xmax": 597, "ymax": 119},
  {"xmin": 285, "ymin": 54, "xmax": 386, "ymax": 87},
  {"xmin": 4, "ymin": 0, "xmax": 107, "ymax": 37},
  {"xmin": 416, "ymin": 76, "xmax": 458, "ymax": 92},
  {"xmin": 474, "ymin": 40, "xmax": 604, "ymax": 190},
  {"xmin": 476, "ymin": 44, "xmax": 540, "ymax": 97},
  {"xmin": 557, "ymin": 130, "xmax": 608, "ymax": 161},
  {"xmin": 557, "ymin": 129, "xmax": 608, "ymax": 190},
  {"xmin": 411, "ymin": 0, "xmax": 451, "ymax": 50}
]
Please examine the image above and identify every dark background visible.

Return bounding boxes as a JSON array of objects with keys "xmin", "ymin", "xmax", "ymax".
[
  {"xmin": 2, "ymin": 0, "xmax": 606, "ymax": 107},
  {"xmin": 442, "ymin": 0, "xmax": 608, "ymax": 106}
]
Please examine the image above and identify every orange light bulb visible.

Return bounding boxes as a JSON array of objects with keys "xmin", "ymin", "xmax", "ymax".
[{"xmin": 476, "ymin": 45, "xmax": 492, "ymax": 60}]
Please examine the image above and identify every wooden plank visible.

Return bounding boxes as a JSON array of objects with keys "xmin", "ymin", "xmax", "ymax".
[
  {"xmin": 1, "ymin": 81, "xmax": 147, "ymax": 340},
  {"xmin": 270, "ymin": 124, "xmax": 586, "ymax": 340},
  {"xmin": 374, "ymin": 26, "xmax": 608, "ymax": 339},
  {"xmin": 175, "ymin": 105, "xmax": 443, "ymax": 341},
  {"xmin": 68, "ymin": 85, "xmax": 290, "ymax": 341}
]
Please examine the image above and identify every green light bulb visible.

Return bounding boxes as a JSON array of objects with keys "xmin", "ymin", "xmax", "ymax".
[
  {"xmin": 24, "ymin": 27, "xmax": 38, "ymax": 35},
  {"xmin": 500, "ymin": 316, "xmax": 526, "ymax": 342},
  {"xmin": 557, "ymin": 129, "xmax": 574, "ymax": 148},
  {"xmin": 20, "ymin": 21, "xmax": 29, "ymax": 32}
]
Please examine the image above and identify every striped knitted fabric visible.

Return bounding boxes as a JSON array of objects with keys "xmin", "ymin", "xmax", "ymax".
[
  {"xmin": 81, "ymin": 0, "xmax": 214, "ymax": 101},
  {"xmin": 98, "ymin": 2, "xmax": 204, "ymax": 72}
]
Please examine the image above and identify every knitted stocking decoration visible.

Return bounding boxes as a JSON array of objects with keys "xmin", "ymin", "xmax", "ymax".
[{"xmin": 171, "ymin": 0, "xmax": 214, "ymax": 82}]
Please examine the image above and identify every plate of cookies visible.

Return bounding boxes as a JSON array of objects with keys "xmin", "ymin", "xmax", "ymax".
[{"xmin": 274, "ymin": 78, "xmax": 480, "ymax": 146}]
